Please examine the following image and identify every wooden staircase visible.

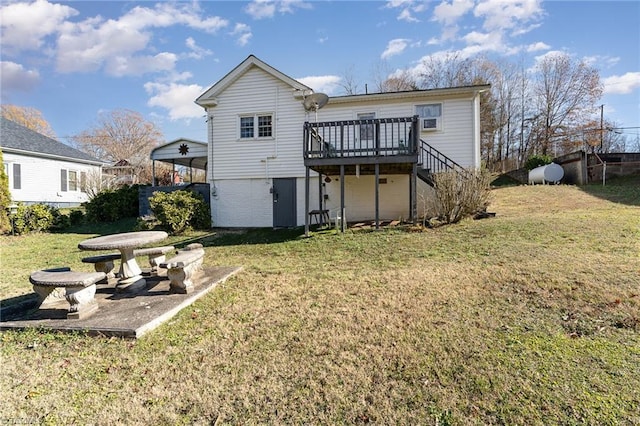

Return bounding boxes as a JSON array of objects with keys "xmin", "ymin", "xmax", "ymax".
[{"xmin": 418, "ymin": 139, "xmax": 468, "ymax": 186}]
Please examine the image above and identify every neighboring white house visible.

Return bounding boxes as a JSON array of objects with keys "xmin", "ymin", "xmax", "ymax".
[
  {"xmin": 195, "ymin": 55, "xmax": 489, "ymax": 229},
  {"xmin": 1, "ymin": 117, "xmax": 104, "ymax": 207}
]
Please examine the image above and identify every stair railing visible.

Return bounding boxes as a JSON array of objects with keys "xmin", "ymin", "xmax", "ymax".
[{"xmin": 419, "ymin": 139, "xmax": 468, "ymax": 176}]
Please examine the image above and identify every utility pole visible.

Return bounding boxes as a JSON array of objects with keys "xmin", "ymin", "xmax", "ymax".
[{"xmin": 600, "ymin": 104, "xmax": 604, "ymax": 150}]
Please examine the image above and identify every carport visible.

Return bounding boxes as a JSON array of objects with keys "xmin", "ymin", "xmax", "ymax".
[
  {"xmin": 149, "ymin": 138, "xmax": 208, "ymax": 185},
  {"xmin": 141, "ymin": 138, "xmax": 210, "ymax": 217}
]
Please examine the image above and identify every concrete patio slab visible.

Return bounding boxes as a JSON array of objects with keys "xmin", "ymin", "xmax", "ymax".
[{"xmin": 0, "ymin": 266, "xmax": 242, "ymax": 339}]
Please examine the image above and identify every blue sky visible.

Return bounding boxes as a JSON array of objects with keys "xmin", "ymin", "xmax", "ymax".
[{"xmin": 1, "ymin": 0, "xmax": 639, "ymax": 145}]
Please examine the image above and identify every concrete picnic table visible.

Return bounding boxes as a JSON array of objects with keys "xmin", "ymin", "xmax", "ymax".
[{"xmin": 78, "ymin": 231, "xmax": 168, "ymax": 292}]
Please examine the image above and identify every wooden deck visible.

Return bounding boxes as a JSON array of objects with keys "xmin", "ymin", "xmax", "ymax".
[{"xmin": 303, "ymin": 116, "xmax": 420, "ymax": 175}]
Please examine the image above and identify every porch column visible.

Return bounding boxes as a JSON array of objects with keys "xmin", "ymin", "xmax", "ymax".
[
  {"xmin": 304, "ymin": 166, "xmax": 310, "ymax": 237},
  {"xmin": 152, "ymin": 160, "xmax": 156, "ymax": 186}
]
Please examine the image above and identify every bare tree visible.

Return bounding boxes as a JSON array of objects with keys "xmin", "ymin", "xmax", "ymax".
[
  {"xmin": 73, "ymin": 109, "xmax": 163, "ymax": 185},
  {"xmin": 380, "ymin": 70, "xmax": 419, "ymax": 93},
  {"xmin": 1, "ymin": 104, "xmax": 56, "ymax": 138},
  {"xmin": 339, "ymin": 65, "xmax": 360, "ymax": 95},
  {"xmin": 417, "ymin": 52, "xmax": 476, "ymax": 89},
  {"xmin": 533, "ymin": 53, "xmax": 603, "ymax": 156}
]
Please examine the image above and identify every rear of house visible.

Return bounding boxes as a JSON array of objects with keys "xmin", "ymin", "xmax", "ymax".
[{"xmin": 196, "ymin": 55, "xmax": 487, "ymax": 228}]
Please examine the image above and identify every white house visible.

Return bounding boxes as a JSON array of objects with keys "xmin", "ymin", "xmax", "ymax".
[
  {"xmin": 195, "ymin": 55, "xmax": 489, "ymax": 230},
  {"xmin": 1, "ymin": 117, "xmax": 104, "ymax": 207}
]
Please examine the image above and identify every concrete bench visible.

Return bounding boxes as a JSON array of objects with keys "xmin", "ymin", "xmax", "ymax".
[
  {"xmin": 159, "ymin": 244, "xmax": 204, "ymax": 294},
  {"xmin": 133, "ymin": 245, "xmax": 175, "ymax": 275},
  {"xmin": 81, "ymin": 246, "xmax": 176, "ymax": 278},
  {"xmin": 81, "ymin": 253, "xmax": 121, "ymax": 280},
  {"xmin": 29, "ymin": 268, "xmax": 106, "ymax": 319}
]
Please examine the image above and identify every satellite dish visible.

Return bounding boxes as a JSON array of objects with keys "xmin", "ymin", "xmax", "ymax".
[{"xmin": 303, "ymin": 92, "xmax": 329, "ymax": 112}]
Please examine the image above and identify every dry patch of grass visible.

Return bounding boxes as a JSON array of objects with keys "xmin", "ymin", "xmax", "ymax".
[{"xmin": 1, "ymin": 183, "xmax": 639, "ymax": 424}]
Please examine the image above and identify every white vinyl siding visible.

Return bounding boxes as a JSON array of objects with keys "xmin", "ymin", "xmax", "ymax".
[
  {"xmin": 3, "ymin": 151, "xmax": 100, "ymax": 206},
  {"xmin": 208, "ymin": 67, "xmax": 309, "ymax": 181},
  {"xmin": 318, "ymin": 95, "xmax": 478, "ymax": 168},
  {"xmin": 211, "ymin": 177, "xmax": 319, "ymax": 227}
]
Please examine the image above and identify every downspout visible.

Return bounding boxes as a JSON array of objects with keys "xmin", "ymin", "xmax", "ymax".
[
  {"xmin": 208, "ymin": 111, "xmax": 216, "ymax": 197},
  {"xmin": 274, "ymin": 86, "xmax": 279, "ymax": 158}
]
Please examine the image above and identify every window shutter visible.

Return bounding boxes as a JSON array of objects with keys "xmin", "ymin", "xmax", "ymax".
[
  {"xmin": 13, "ymin": 164, "xmax": 21, "ymax": 189},
  {"xmin": 61, "ymin": 169, "xmax": 67, "ymax": 192}
]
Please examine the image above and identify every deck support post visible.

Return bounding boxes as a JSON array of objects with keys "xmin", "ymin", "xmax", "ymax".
[
  {"xmin": 375, "ymin": 163, "xmax": 380, "ymax": 230},
  {"xmin": 318, "ymin": 172, "xmax": 324, "ymax": 226},
  {"xmin": 304, "ymin": 166, "xmax": 310, "ymax": 237},
  {"xmin": 410, "ymin": 162, "xmax": 417, "ymax": 223},
  {"xmin": 340, "ymin": 164, "xmax": 345, "ymax": 233}
]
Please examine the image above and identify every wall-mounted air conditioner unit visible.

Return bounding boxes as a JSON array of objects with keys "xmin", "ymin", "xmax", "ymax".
[{"xmin": 421, "ymin": 118, "xmax": 440, "ymax": 131}]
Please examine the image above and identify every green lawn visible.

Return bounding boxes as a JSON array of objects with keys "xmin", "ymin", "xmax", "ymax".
[{"xmin": 1, "ymin": 181, "xmax": 639, "ymax": 424}]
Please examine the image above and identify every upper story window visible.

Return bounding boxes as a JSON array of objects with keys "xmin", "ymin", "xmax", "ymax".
[
  {"xmin": 416, "ymin": 103, "xmax": 442, "ymax": 131},
  {"xmin": 357, "ymin": 112, "xmax": 375, "ymax": 142},
  {"xmin": 239, "ymin": 114, "xmax": 273, "ymax": 139}
]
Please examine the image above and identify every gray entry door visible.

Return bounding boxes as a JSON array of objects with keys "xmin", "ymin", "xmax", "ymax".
[{"xmin": 272, "ymin": 178, "xmax": 297, "ymax": 228}]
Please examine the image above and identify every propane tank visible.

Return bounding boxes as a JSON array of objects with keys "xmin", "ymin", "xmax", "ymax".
[{"xmin": 528, "ymin": 163, "xmax": 564, "ymax": 184}]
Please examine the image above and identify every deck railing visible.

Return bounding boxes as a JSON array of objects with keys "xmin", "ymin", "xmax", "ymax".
[{"xmin": 304, "ymin": 116, "xmax": 419, "ymax": 160}]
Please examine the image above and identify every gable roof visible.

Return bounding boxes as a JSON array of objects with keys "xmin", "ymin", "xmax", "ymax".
[
  {"xmin": 195, "ymin": 54, "xmax": 312, "ymax": 107},
  {"xmin": 0, "ymin": 117, "xmax": 104, "ymax": 165},
  {"xmin": 150, "ymin": 138, "xmax": 208, "ymax": 170}
]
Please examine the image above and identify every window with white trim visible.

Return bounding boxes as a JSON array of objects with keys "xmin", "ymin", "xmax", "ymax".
[
  {"xmin": 68, "ymin": 170, "xmax": 78, "ymax": 191},
  {"xmin": 239, "ymin": 114, "xmax": 273, "ymax": 139},
  {"xmin": 61, "ymin": 169, "xmax": 83, "ymax": 192},
  {"xmin": 416, "ymin": 103, "xmax": 442, "ymax": 131}
]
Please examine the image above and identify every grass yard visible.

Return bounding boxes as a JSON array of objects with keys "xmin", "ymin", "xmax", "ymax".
[{"xmin": 1, "ymin": 180, "xmax": 639, "ymax": 424}]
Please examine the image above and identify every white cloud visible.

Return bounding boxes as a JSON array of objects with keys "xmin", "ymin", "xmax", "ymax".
[
  {"xmin": 245, "ymin": 0, "xmax": 276, "ymax": 19},
  {"xmin": 296, "ymin": 75, "xmax": 342, "ymax": 95},
  {"xmin": 231, "ymin": 23, "xmax": 252, "ymax": 46},
  {"xmin": 603, "ymin": 72, "xmax": 640, "ymax": 95},
  {"xmin": 0, "ymin": 0, "xmax": 77, "ymax": 53},
  {"xmin": 398, "ymin": 9, "xmax": 419, "ymax": 22},
  {"xmin": 474, "ymin": 0, "xmax": 544, "ymax": 32},
  {"xmin": 583, "ymin": 55, "xmax": 620, "ymax": 69},
  {"xmin": 432, "ymin": 0, "xmax": 474, "ymax": 26},
  {"xmin": 381, "ymin": 39, "xmax": 410, "ymax": 60},
  {"xmin": 386, "ymin": 0, "xmax": 426, "ymax": 23},
  {"xmin": 0, "ymin": 61, "xmax": 40, "ymax": 94},
  {"xmin": 105, "ymin": 52, "xmax": 178, "ymax": 77},
  {"xmin": 245, "ymin": 0, "xmax": 312, "ymax": 20},
  {"xmin": 144, "ymin": 81, "xmax": 205, "ymax": 120},
  {"xmin": 526, "ymin": 42, "xmax": 550, "ymax": 52},
  {"xmin": 55, "ymin": 3, "xmax": 228, "ymax": 75},
  {"xmin": 185, "ymin": 37, "xmax": 213, "ymax": 60}
]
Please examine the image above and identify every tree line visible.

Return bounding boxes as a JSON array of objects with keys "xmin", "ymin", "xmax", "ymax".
[{"xmin": 355, "ymin": 51, "xmax": 636, "ymax": 171}]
